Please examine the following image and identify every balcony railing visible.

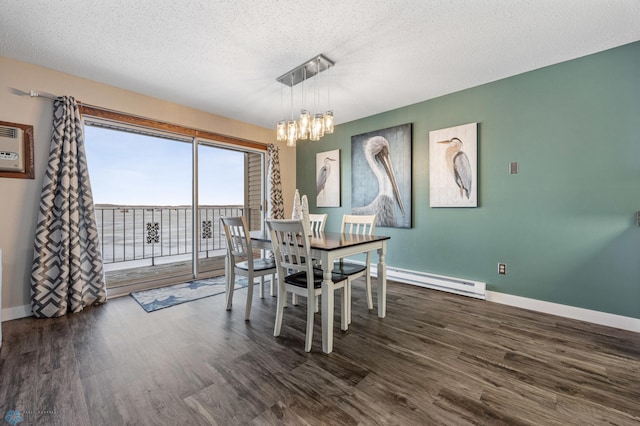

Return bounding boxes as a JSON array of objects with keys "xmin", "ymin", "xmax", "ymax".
[{"xmin": 95, "ymin": 205, "xmax": 245, "ymax": 267}]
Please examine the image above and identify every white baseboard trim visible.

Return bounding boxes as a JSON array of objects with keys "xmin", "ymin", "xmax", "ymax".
[
  {"xmin": 4, "ymin": 274, "xmax": 638, "ymax": 334},
  {"xmin": 365, "ymin": 262, "xmax": 640, "ymax": 333},
  {"xmin": 2, "ymin": 304, "xmax": 32, "ymax": 322},
  {"xmin": 486, "ymin": 291, "xmax": 640, "ymax": 333}
]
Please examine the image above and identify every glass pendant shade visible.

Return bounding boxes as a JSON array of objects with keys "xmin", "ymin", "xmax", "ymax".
[
  {"xmin": 310, "ymin": 114, "xmax": 323, "ymax": 141},
  {"xmin": 316, "ymin": 113, "xmax": 325, "ymax": 138},
  {"xmin": 298, "ymin": 109, "xmax": 310, "ymax": 140},
  {"xmin": 276, "ymin": 121, "xmax": 287, "ymax": 141},
  {"xmin": 286, "ymin": 120, "xmax": 297, "ymax": 147},
  {"xmin": 309, "ymin": 119, "xmax": 320, "ymax": 141},
  {"xmin": 323, "ymin": 110, "xmax": 334, "ymax": 134}
]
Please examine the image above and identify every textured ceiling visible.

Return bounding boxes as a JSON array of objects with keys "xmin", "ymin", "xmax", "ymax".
[{"xmin": 2, "ymin": 1, "xmax": 640, "ymax": 130}]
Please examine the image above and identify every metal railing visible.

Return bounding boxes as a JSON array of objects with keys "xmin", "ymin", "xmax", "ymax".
[{"xmin": 95, "ymin": 205, "xmax": 244, "ymax": 265}]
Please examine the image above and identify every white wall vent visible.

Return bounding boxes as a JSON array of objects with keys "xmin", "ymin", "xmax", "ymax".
[
  {"xmin": 0, "ymin": 125, "xmax": 25, "ymax": 172},
  {"xmin": 369, "ymin": 264, "xmax": 486, "ymax": 299}
]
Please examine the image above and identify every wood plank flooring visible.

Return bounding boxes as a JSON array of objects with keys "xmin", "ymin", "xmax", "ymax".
[{"xmin": 1, "ymin": 279, "xmax": 639, "ymax": 425}]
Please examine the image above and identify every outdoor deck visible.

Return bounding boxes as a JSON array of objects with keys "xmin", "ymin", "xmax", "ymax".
[
  {"xmin": 95, "ymin": 204, "xmax": 249, "ymax": 290},
  {"xmin": 105, "ymin": 255, "xmax": 226, "ymax": 288}
]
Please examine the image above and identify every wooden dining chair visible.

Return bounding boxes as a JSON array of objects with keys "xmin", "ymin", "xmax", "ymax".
[
  {"xmin": 308, "ymin": 213, "xmax": 328, "ymax": 234},
  {"xmin": 333, "ymin": 214, "xmax": 377, "ymax": 324},
  {"xmin": 266, "ymin": 219, "xmax": 348, "ymax": 352},
  {"xmin": 221, "ymin": 216, "xmax": 276, "ymax": 321}
]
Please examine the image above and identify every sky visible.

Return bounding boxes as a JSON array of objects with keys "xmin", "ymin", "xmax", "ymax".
[{"xmin": 84, "ymin": 126, "xmax": 245, "ymax": 206}]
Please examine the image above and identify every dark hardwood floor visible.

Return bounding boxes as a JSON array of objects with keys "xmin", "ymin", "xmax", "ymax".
[{"xmin": 1, "ymin": 279, "xmax": 639, "ymax": 425}]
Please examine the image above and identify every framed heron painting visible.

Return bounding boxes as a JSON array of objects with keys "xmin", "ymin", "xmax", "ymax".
[
  {"xmin": 316, "ymin": 149, "xmax": 340, "ymax": 207},
  {"xmin": 351, "ymin": 123, "xmax": 412, "ymax": 228},
  {"xmin": 429, "ymin": 122, "xmax": 478, "ymax": 207}
]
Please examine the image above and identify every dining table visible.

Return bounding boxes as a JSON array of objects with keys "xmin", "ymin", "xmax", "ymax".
[{"xmin": 250, "ymin": 230, "xmax": 390, "ymax": 354}]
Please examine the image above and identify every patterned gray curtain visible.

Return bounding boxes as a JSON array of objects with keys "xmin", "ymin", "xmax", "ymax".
[
  {"xmin": 31, "ymin": 96, "xmax": 106, "ymax": 318},
  {"xmin": 268, "ymin": 144, "xmax": 285, "ymax": 219}
]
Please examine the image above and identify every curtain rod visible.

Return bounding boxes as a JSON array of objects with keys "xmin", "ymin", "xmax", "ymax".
[
  {"xmin": 29, "ymin": 90, "xmax": 137, "ymax": 114},
  {"xmin": 28, "ymin": 90, "xmax": 192, "ymax": 127},
  {"xmin": 29, "ymin": 91, "xmax": 122, "ymax": 116},
  {"xmin": 29, "ymin": 90, "xmax": 59, "ymax": 100},
  {"xmin": 27, "ymin": 89, "xmax": 269, "ymax": 150}
]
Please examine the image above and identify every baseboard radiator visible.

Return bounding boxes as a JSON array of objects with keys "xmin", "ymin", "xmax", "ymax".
[{"xmin": 369, "ymin": 264, "xmax": 486, "ymax": 299}]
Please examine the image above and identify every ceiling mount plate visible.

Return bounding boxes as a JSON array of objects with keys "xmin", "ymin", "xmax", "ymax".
[{"xmin": 276, "ymin": 54, "xmax": 334, "ymax": 87}]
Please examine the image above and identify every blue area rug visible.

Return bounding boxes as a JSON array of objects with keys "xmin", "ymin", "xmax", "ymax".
[{"xmin": 130, "ymin": 275, "xmax": 250, "ymax": 312}]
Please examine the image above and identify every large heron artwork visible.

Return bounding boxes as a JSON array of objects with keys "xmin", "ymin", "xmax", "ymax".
[
  {"xmin": 438, "ymin": 137, "xmax": 472, "ymax": 199},
  {"xmin": 352, "ymin": 136, "xmax": 406, "ymax": 227}
]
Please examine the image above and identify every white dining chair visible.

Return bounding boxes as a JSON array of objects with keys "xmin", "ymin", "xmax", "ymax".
[
  {"xmin": 291, "ymin": 213, "xmax": 327, "ymax": 308},
  {"xmin": 221, "ymin": 216, "xmax": 276, "ymax": 321},
  {"xmin": 308, "ymin": 213, "xmax": 328, "ymax": 234},
  {"xmin": 333, "ymin": 214, "xmax": 377, "ymax": 324},
  {"xmin": 266, "ymin": 219, "xmax": 348, "ymax": 352}
]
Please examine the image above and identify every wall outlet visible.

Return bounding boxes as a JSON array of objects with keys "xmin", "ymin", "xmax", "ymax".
[
  {"xmin": 498, "ymin": 263, "xmax": 507, "ymax": 275},
  {"xmin": 637, "ymin": 211, "xmax": 640, "ymax": 226},
  {"xmin": 509, "ymin": 162, "xmax": 519, "ymax": 174}
]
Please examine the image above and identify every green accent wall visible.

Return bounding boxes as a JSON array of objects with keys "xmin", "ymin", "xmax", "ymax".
[{"xmin": 296, "ymin": 41, "xmax": 640, "ymax": 319}]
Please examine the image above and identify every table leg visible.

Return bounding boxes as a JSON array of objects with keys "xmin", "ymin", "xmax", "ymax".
[
  {"xmin": 321, "ymin": 265, "xmax": 334, "ymax": 354},
  {"xmin": 377, "ymin": 242, "xmax": 387, "ymax": 318}
]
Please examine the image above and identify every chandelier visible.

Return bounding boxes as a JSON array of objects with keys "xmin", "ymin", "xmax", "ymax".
[{"xmin": 276, "ymin": 54, "xmax": 334, "ymax": 147}]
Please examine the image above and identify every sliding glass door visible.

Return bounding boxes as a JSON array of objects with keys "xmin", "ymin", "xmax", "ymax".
[
  {"xmin": 196, "ymin": 142, "xmax": 244, "ymax": 276},
  {"xmin": 84, "ymin": 121, "xmax": 265, "ymax": 291}
]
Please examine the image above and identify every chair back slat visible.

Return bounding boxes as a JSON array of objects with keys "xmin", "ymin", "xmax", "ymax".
[
  {"xmin": 308, "ymin": 213, "xmax": 328, "ymax": 234},
  {"xmin": 341, "ymin": 214, "xmax": 376, "ymax": 236},
  {"xmin": 221, "ymin": 216, "xmax": 252, "ymax": 263},
  {"xmin": 266, "ymin": 219, "xmax": 314, "ymax": 284}
]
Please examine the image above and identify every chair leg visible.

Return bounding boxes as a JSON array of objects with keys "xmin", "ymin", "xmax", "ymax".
[
  {"xmin": 274, "ymin": 283, "xmax": 286, "ymax": 337},
  {"xmin": 365, "ymin": 270, "xmax": 374, "ymax": 310},
  {"xmin": 305, "ymin": 295, "xmax": 315, "ymax": 352},
  {"xmin": 245, "ymin": 274, "xmax": 254, "ymax": 321},
  {"xmin": 340, "ymin": 285, "xmax": 348, "ymax": 331},
  {"xmin": 270, "ymin": 273, "xmax": 276, "ymax": 297},
  {"xmin": 226, "ymin": 268, "xmax": 235, "ymax": 310},
  {"xmin": 260, "ymin": 276, "xmax": 265, "ymax": 299},
  {"xmin": 341, "ymin": 279, "xmax": 349, "ymax": 324},
  {"xmin": 290, "ymin": 293, "xmax": 318, "ymax": 312}
]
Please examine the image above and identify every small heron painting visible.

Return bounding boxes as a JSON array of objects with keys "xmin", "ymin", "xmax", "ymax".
[
  {"xmin": 316, "ymin": 149, "xmax": 341, "ymax": 207},
  {"xmin": 429, "ymin": 122, "xmax": 478, "ymax": 207},
  {"xmin": 351, "ymin": 124, "xmax": 412, "ymax": 228}
]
